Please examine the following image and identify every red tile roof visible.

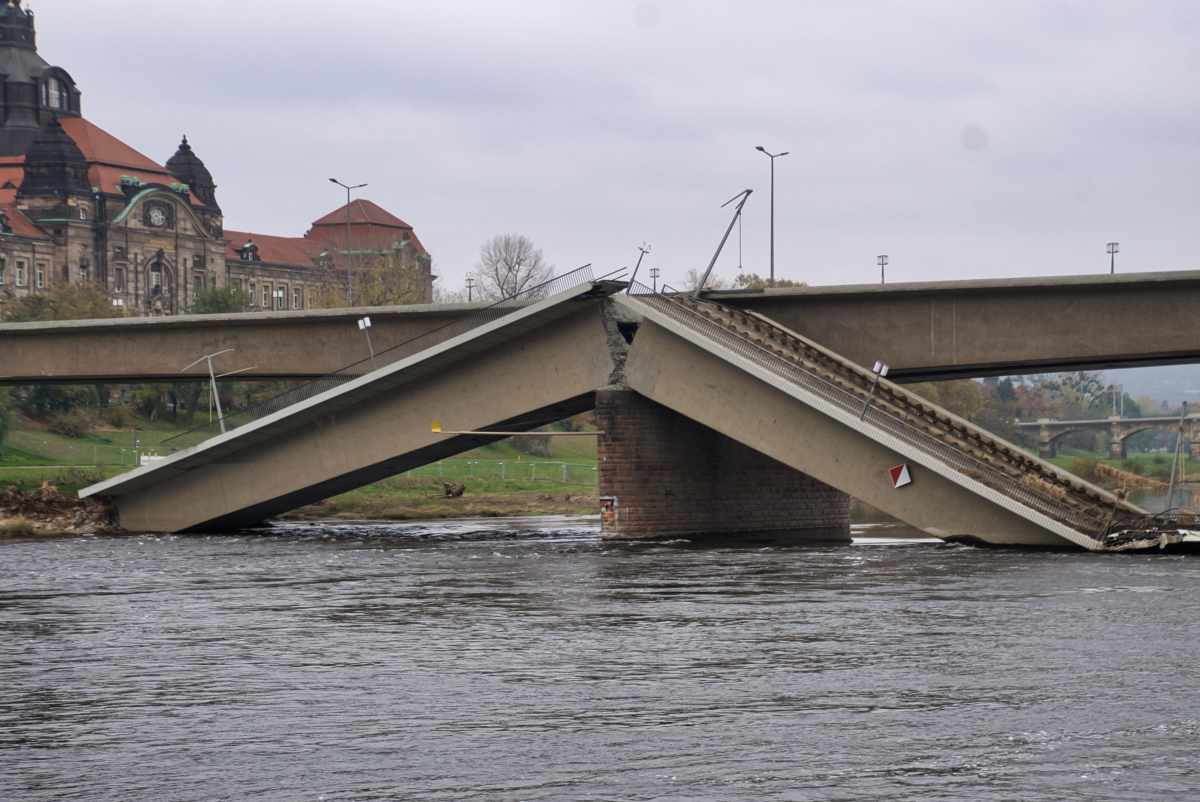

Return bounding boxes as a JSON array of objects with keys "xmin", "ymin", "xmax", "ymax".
[
  {"xmin": 57, "ymin": 117, "xmax": 164, "ymax": 172},
  {"xmin": 0, "ymin": 203, "xmax": 51, "ymax": 239},
  {"xmin": 0, "ymin": 119, "xmax": 205, "ymax": 206},
  {"xmin": 223, "ymin": 230, "xmax": 324, "ymax": 268},
  {"xmin": 306, "ymin": 199, "xmax": 428, "ymax": 255}
]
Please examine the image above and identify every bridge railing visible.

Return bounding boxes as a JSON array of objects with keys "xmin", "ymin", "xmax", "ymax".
[
  {"xmin": 163, "ymin": 265, "xmax": 598, "ymax": 452},
  {"xmin": 627, "ymin": 283, "xmax": 1110, "ymax": 540}
]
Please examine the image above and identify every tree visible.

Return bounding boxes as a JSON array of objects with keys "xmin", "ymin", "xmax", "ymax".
[
  {"xmin": 5, "ymin": 281, "xmax": 122, "ymax": 322},
  {"xmin": 312, "ymin": 245, "xmax": 429, "ymax": 308},
  {"xmin": 733, "ymin": 272, "xmax": 808, "ymax": 289},
  {"xmin": 474, "ymin": 233, "xmax": 554, "ymax": 300},
  {"xmin": 683, "ymin": 268, "xmax": 730, "ymax": 292},
  {"xmin": 187, "ymin": 284, "xmax": 252, "ymax": 314},
  {"xmin": 0, "ymin": 387, "xmax": 12, "ymax": 455}
]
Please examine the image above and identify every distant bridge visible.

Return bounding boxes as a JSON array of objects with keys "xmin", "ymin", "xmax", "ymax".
[
  {"xmin": 1020, "ymin": 416, "xmax": 1200, "ymax": 460},
  {"xmin": 5, "ymin": 270, "xmax": 1200, "ymax": 384}
]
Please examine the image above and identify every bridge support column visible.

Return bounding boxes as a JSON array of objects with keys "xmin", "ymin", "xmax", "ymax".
[
  {"xmin": 595, "ymin": 388, "xmax": 850, "ymax": 543},
  {"xmin": 1109, "ymin": 438, "xmax": 1126, "ymax": 461},
  {"xmin": 1038, "ymin": 426, "xmax": 1055, "ymax": 459}
]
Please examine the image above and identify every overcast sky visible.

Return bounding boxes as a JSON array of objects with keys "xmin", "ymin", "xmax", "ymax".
[{"xmin": 39, "ymin": 0, "xmax": 1200, "ymax": 295}]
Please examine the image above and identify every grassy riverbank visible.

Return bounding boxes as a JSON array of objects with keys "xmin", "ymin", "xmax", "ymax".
[{"xmin": 281, "ymin": 476, "xmax": 599, "ymax": 521}]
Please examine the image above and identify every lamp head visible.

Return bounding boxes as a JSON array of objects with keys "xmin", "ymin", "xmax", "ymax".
[
  {"xmin": 329, "ymin": 178, "xmax": 338, "ymax": 183},
  {"xmin": 756, "ymin": 146, "xmax": 766, "ymax": 153}
]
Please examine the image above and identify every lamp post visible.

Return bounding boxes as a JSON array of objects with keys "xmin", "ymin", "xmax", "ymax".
[
  {"xmin": 329, "ymin": 178, "xmax": 367, "ymax": 306},
  {"xmin": 465, "ymin": 273, "xmax": 475, "ymax": 302},
  {"xmin": 358, "ymin": 316, "xmax": 376, "ymax": 370},
  {"xmin": 649, "ymin": 267, "xmax": 661, "ymax": 293},
  {"xmin": 1107, "ymin": 242, "xmax": 1119, "ymax": 274},
  {"xmin": 755, "ymin": 146, "xmax": 789, "ymax": 288},
  {"xmin": 878, "ymin": 254, "xmax": 888, "ymax": 284}
]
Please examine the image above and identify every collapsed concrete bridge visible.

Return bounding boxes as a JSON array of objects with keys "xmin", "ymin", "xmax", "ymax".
[{"xmin": 81, "ymin": 278, "xmax": 1141, "ymax": 550}]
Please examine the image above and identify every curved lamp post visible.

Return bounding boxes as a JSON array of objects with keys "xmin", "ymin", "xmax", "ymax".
[
  {"xmin": 756, "ymin": 146, "xmax": 789, "ymax": 288},
  {"xmin": 330, "ymin": 178, "xmax": 367, "ymax": 306}
]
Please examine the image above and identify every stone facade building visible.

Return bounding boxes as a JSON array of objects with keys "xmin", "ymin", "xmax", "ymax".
[{"xmin": 0, "ymin": 1, "xmax": 432, "ymax": 318}]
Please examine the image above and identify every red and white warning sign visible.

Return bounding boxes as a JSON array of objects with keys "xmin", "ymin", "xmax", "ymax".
[{"xmin": 889, "ymin": 463, "xmax": 912, "ymax": 488}]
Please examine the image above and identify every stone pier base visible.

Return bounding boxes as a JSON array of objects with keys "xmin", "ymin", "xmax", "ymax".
[{"xmin": 595, "ymin": 388, "xmax": 850, "ymax": 543}]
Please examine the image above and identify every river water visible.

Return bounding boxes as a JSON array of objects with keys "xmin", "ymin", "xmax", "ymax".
[{"xmin": 3, "ymin": 515, "xmax": 1199, "ymax": 801}]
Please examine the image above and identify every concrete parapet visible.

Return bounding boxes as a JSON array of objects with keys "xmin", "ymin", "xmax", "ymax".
[{"xmin": 596, "ymin": 388, "xmax": 850, "ymax": 543}]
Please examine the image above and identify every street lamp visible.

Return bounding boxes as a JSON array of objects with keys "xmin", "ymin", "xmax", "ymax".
[
  {"xmin": 465, "ymin": 273, "xmax": 475, "ymax": 302},
  {"xmin": 878, "ymin": 254, "xmax": 888, "ymax": 284},
  {"xmin": 756, "ymin": 146, "xmax": 789, "ymax": 288},
  {"xmin": 329, "ymin": 178, "xmax": 367, "ymax": 306},
  {"xmin": 649, "ymin": 267, "xmax": 661, "ymax": 293},
  {"xmin": 358, "ymin": 316, "xmax": 376, "ymax": 370},
  {"xmin": 1107, "ymin": 242, "xmax": 1119, "ymax": 274}
]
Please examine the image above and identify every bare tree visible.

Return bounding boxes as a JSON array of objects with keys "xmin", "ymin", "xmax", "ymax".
[
  {"xmin": 683, "ymin": 267, "xmax": 731, "ymax": 292},
  {"xmin": 475, "ymin": 233, "xmax": 554, "ymax": 300}
]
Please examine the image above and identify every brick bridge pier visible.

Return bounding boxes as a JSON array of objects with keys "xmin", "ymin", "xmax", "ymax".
[{"xmin": 595, "ymin": 389, "xmax": 851, "ymax": 543}]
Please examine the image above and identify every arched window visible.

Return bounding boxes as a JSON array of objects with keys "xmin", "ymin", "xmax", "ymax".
[{"xmin": 150, "ymin": 262, "xmax": 163, "ymax": 294}]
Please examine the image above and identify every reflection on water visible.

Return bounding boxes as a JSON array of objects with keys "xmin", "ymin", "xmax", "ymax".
[{"xmin": 2, "ymin": 514, "xmax": 1199, "ymax": 801}]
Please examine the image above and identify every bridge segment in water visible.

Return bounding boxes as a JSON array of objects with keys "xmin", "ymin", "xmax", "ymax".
[{"xmin": 81, "ymin": 281, "xmax": 1138, "ymax": 549}]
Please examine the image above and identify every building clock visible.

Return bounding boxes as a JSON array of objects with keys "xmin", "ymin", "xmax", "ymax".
[{"xmin": 149, "ymin": 207, "xmax": 166, "ymax": 227}]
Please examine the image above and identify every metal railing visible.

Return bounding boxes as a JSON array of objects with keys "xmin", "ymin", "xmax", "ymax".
[
  {"xmin": 627, "ymin": 283, "xmax": 1112, "ymax": 540},
  {"xmin": 163, "ymin": 266, "xmax": 597, "ymax": 451}
]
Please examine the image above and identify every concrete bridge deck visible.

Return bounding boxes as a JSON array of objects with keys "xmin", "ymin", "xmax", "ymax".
[
  {"xmin": 81, "ymin": 282, "xmax": 625, "ymax": 532},
  {"xmin": 82, "ymin": 283, "xmax": 1139, "ymax": 549},
  {"xmin": 610, "ymin": 293, "xmax": 1139, "ymax": 549},
  {"xmin": 7, "ymin": 270, "xmax": 1200, "ymax": 384}
]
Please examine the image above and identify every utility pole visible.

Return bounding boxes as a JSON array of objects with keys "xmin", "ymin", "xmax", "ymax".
[
  {"xmin": 1107, "ymin": 242, "xmax": 1119, "ymax": 274},
  {"xmin": 878, "ymin": 254, "xmax": 888, "ymax": 284}
]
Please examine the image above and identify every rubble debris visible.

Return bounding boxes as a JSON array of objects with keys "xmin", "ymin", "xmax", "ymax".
[{"xmin": 0, "ymin": 483, "xmax": 118, "ymax": 535}]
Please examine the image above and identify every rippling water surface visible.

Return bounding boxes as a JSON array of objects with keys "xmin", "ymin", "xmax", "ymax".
[{"xmin": 3, "ymin": 515, "xmax": 1200, "ymax": 801}]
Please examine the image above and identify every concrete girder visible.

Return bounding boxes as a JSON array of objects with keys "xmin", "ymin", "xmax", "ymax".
[
  {"xmin": 8, "ymin": 270, "xmax": 1200, "ymax": 386},
  {"xmin": 620, "ymin": 316, "xmax": 1107, "ymax": 549},
  {"xmin": 81, "ymin": 286, "xmax": 621, "ymax": 533}
]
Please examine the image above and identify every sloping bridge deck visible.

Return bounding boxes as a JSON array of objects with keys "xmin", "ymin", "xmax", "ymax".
[
  {"xmin": 613, "ymin": 293, "xmax": 1140, "ymax": 550},
  {"xmin": 83, "ymin": 283, "xmax": 1138, "ymax": 549}
]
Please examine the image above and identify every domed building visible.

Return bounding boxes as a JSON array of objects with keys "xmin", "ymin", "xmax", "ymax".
[{"xmin": 0, "ymin": 1, "xmax": 433, "ymax": 318}]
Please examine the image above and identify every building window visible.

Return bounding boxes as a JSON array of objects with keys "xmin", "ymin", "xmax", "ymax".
[
  {"xmin": 36, "ymin": 264, "xmax": 44, "ymax": 288},
  {"xmin": 16, "ymin": 261, "xmax": 25, "ymax": 286},
  {"xmin": 79, "ymin": 257, "xmax": 89, "ymax": 281},
  {"xmin": 262, "ymin": 286, "xmax": 269, "ymax": 308},
  {"xmin": 44, "ymin": 77, "xmax": 65, "ymax": 110},
  {"xmin": 194, "ymin": 275, "xmax": 203, "ymax": 291},
  {"xmin": 112, "ymin": 298, "xmax": 124, "ymax": 308},
  {"xmin": 62, "ymin": 263, "xmax": 70, "ymax": 281},
  {"xmin": 0, "ymin": 258, "xmax": 5, "ymax": 284},
  {"xmin": 276, "ymin": 287, "xmax": 286, "ymax": 310},
  {"xmin": 79, "ymin": 206, "xmax": 87, "ymax": 220},
  {"xmin": 114, "ymin": 268, "xmax": 124, "ymax": 293},
  {"xmin": 292, "ymin": 288, "xmax": 299, "ymax": 310},
  {"xmin": 150, "ymin": 263, "xmax": 162, "ymax": 293}
]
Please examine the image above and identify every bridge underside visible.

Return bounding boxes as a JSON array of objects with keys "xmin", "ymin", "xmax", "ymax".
[
  {"xmin": 83, "ymin": 287, "xmax": 1135, "ymax": 550},
  {"xmin": 85, "ymin": 288, "xmax": 622, "ymax": 533},
  {"xmin": 614, "ymin": 317, "xmax": 1088, "ymax": 548}
]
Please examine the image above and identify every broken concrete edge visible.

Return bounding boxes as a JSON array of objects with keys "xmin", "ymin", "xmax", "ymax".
[
  {"xmin": 80, "ymin": 281, "xmax": 628, "ymax": 502},
  {"xmin": 616, "ymin": 294, "xmax": 1114, "ymax": 552}
]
